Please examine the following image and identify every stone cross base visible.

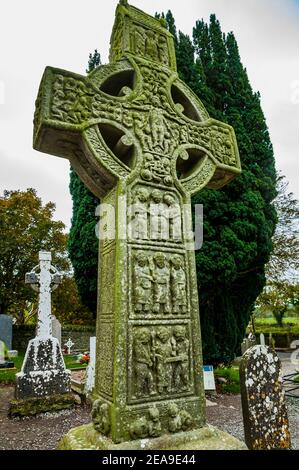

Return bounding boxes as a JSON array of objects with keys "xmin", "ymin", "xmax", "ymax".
[
  {"xmin": 15, "ymin": 337, "xmax": 71, "ymax": 399},
  {"xmin": 58, "ymin": 423, "xmax": 247, "ymax": 450}
]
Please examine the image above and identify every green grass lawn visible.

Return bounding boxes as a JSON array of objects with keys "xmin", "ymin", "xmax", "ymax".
[
  {"xmin": 252, "ymin": 316, "xmax": 299, "ymax": 335},
  {"xmin": 0, "ymin": 353, "xmax": 87, "ymax": 384},
  {"xmin": 214, "ymin": 366, "xmax": 240, "ymax": 394}
]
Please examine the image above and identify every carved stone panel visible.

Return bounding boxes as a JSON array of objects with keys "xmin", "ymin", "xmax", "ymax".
[
  {"xmin": 129, "ymin": 248, "xmax": 189, "ymax": 318},
  {"xmin": 128, "ymin": 185, "xmax": 183, "ymax": 244},
  {"xmin": 128, "ymin": 323, "xmax": 193, "ymax": 403},
  {"xmin": 97, "ymin": 321, "xmax": 114, "ymax": 399}
]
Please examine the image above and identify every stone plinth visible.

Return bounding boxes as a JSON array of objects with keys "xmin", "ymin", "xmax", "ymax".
[
  {"xmin": 58, "ymin": 423, "xmax": 247, "ymax": 450},
  {"xmin": 16, "ymin": 337, "xmax": 70, "ymax": 399}
]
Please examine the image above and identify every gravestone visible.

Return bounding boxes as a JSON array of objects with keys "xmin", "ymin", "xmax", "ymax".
[
  {"xmin": 11, "ymin": 251, "xmax": 74, "ymax": 416},
  {"xmin": 33, "ymin": 1, "xmax": 245, "ymax": 450},
  {"xmin": 0, "ymin": 314, "xmax": 13, "ymax": 350},
  {"xmin": 52, "ymin": 315, "xmax": 62, "ymax": 346},
  {"xmin": 240, "ymin": 345, "xmax": 291, "ymax": 450},
  {"xmin": 85, "ymin": 336, "xmax": 96, "ymax": 394}
]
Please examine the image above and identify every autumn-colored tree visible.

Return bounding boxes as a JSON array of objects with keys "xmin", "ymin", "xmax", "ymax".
[
  {"xmin": 52, "ymin": 276, "xmax": 95, "ymax": 325},
  {"xmin": 256, "ymin": 282, "xmax": 299, "ymax": 327},
  {"xmin": 0, "ymin": 189, "xmax": 69, "ymax": 323}
]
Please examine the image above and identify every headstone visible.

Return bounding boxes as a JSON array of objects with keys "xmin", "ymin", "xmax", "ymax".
[
  {"xmin": 34, "ymin": 2, "xmax": 243, "ymax": 449},
  {"xmin": 259, "ymin": 332, "xmax": 265, "ymax": 346},
  {"xmin": 240, "ymin": 345, "xmax": 291, "ymax": 450},
  {"xmin": 15, "ymin": 251, "xmax": 71, "ymax": 399},
  {"xmin": 0, "ymin": 314, "xmax": 13, "ymax": 350},
  {"xmin": 85, "ymin": 337, "xmax": 96, "ymax": 394},
  {"xmin": 203, "ymin": 365, "xmax": 216, "ymax": 391},
  {"xmin": 52, "ymin": 315, "xmax": 62, "ymax": 346}
]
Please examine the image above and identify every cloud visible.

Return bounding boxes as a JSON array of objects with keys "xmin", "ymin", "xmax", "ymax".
[{"xmin": 1, "ymin": 0, "xmax": 298, "ymax": 229}]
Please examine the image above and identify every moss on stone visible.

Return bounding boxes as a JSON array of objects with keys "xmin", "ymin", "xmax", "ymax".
[
  {"xmin": 58, "ymin": 423, "xmax": 247, "ymax": 450},
  {"xmin": 9, "ymin": 393, "xmax": 77, "ymax": 417}
]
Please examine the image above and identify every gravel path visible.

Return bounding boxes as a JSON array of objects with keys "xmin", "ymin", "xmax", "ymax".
[
  {"xmin": 0, "ymin": 385, "xmax": 298, "ymax": 450},
  {"xmin": 0, "ymin": 385, "xmax": 91, "ymax": 450}
]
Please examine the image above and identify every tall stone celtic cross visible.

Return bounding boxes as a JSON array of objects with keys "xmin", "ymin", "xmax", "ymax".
[
  {"xmin": 33, "ymin": 1, "xmax": 240, "ymax": 443},
  {"xmin": 25, "ymin": 251, "xmax": 62, "ymax": 338}
]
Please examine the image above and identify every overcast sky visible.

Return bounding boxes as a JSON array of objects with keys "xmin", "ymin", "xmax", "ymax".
[{"xmin": 1, "ymin": 0, "xmax": 298, "ymax": 230}]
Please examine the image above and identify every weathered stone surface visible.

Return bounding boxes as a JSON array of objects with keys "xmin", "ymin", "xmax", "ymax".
[
  {"xmin": 15, "ymin": 337, "xmax": 70, "ymax": 398},
  {"xmin": 33, "ymin": 1, "xmax": 241, "ymax": 446},
  {"xmin": 240, "ymin": 345, "xmax": 291, "ymax": 450},
  {"xmin": 9, "ymin": 393, "xmax": 76, "ymax": 417},
  {"xmin": 58, "ymin": 423, "xmax": 247, "ymax": 450},
  {"xmin": 0, "ymin": 314, "xmax": 13, "ymax": 350}
]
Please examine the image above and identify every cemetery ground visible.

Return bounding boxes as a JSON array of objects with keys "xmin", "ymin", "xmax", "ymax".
[{"xmin": 0, "ymin": 353, "xmax": 298, "ymax": 450}]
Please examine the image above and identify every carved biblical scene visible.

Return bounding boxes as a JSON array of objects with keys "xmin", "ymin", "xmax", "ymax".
[
  {"xmin": 131, "ymin": 24, "xmax": 170, "ymax": 67},
  {"xmin": 129, "ymin": 187, "xmax": 182, "ymax": 243},
  {"xmin": 131, "ymin": 324, "xmax": 191, "ymax": 401},
  {"xmin": 131, "ymin": 250, "xmax": 188, "ymax": 317},
  {"xmin": 51, "ymin": 74, "xmax": 92, "ymax": 124}
]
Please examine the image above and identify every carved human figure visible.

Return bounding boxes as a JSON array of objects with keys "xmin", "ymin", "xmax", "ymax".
[
  {"xmin": 172, "ymin": 325, "xmax": 189, "ymax": 391},
  {"xmin": 158, "ymin": 35, "xmax": 169, "ymax": 66},
  {"xmin": 155, "ymin": 326, "xmax": 174, "ymax": 394},
  {"xmin": 148, "ymin": 406, "xmax": 162, "ymax": 437},
  {"xmin": 149, "ymin": 190, "xmax": 165, "ymax": 240},
  {"xmin": 152, "ymin": 253, "xmax": 171, "ymax": 314},
  {"xmin": 133, "ymin": 328, "xmax": 155, "ymax": 397},
  {"xmin": 131, "ymin": 188, "xmax": 149, "ymax": 240},
  {"xmin": 134, "ymin": 27, "xmax": 146, "ymax": 56},
  {"xmin": 163, "ymin": 194, "xmax": 181, "ymax": 241},
  {"xmin": 133, "ymin": 252, "xmax": 152, "ymax": 314},
  {"xmin": 92, "ymin": 400, "xmax": 110, "ymax": 436},
  {"xmin": 168, "ymin": 403, "xmax": 182, "ymax": 433},
  {"xmin": 146, "ymin": 105, "xmax": 165, "ymax": 149},
  {"xmin": 170, "ymin": 256, "xmax": 187, "ymax": 314},
  {"xmin": 145, "ymin": 30, "xmax": 159, "ymax": 61}
]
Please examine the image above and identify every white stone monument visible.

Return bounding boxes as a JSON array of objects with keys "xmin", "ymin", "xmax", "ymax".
[
  {"xmin": 15, "ymin": 251, "xmax": 71, "ymax": 400},
  {"xmin": 259, "ymin": 332, "xmax": 265, "ymax": 346},
  {"xmin": 85, "ymin": 336, "xmax": 96, "ymax": 394}
]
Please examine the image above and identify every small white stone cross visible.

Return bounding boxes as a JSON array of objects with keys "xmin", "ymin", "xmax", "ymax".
[
  {"xmin": 25, "ymin": 251, "xmax": 62, "ymax": 338},
  {"xmin": 65, "ymin": 338, "xmax": 74, "ymax": 355}
]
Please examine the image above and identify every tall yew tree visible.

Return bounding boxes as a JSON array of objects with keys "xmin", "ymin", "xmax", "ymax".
[{"xmin": 167, "ymin": 12, "xmax": 277, "ymax": 362}]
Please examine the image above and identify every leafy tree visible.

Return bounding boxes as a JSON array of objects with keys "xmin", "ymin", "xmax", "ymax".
[
  {"xmin": 52, "ymin": 276, "xmax": 95, "ymax": 325},
  {"xmin": 265, "ymin": 175, "xmax": 299, "ymax": 283},
  {"xmin": 256, "ymin": 282, "xmax": 299, "ymax": 326},
  {"xmin": 68, "ymin": 50, "xmax": 101, "ymax": 316},
  {"xmin": 0, "ymin": 189, "xmax": 69, "ymax": 323}
]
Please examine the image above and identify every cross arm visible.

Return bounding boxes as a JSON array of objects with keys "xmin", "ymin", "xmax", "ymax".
[
  {"xmin": 175, "ymin": 118, "xmax": 241, "ymax": 196},
  {"xmin": 33, "ymin": 66, "xmax": 131, "ymax": 198}
]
